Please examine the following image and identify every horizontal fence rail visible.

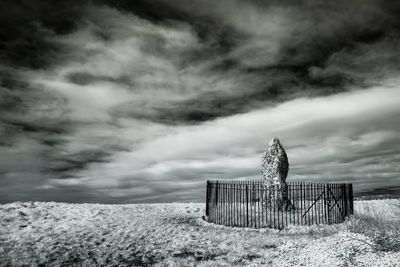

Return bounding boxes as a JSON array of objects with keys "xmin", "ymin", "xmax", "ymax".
[{"xmin": 205, "ymin": 180, "xmax": 353, "ymax": 229}]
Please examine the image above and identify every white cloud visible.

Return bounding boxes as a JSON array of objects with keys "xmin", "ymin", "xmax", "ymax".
[{"xmin": 68, "ymin": 80, "xmax": 400, "ymax": 200}]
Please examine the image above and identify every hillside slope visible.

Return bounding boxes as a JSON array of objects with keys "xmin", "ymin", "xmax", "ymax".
[{"xmin": 1, "ymin": 199, "xmax": 399, "ymax": 266}]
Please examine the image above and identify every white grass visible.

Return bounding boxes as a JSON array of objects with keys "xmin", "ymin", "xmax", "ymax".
[{"xmin": 0, "ymin": 199, "xmax": 399, "ymax": 266}]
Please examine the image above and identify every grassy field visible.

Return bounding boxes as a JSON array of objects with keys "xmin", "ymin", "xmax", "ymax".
[{"xmin": 0, "ymin": 199, "xmax": 399, "ymax": 266}]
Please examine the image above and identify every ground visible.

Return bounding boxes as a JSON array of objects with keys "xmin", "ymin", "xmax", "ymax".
[{"xmin": 0, "ymin": 199, "xmax": 399, "ymax": 266}]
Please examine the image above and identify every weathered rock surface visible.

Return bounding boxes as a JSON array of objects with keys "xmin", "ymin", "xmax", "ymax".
[{"xmin": 261, "ymin": 137, "xmax": 295, "ymax": 211}]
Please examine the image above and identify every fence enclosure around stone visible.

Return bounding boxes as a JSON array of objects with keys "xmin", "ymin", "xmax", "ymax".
[{"xmin": 205, "ymin": 180, "xmax": 354, "ymax": 229}]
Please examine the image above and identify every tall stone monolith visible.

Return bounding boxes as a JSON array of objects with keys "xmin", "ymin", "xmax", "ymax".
[{"xmin": 261, "ymin": 137, "xmax": 295, "ymax": 211}]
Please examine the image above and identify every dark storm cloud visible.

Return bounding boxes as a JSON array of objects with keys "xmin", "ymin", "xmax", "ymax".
[
  {"xmin": 2, "ymin": 0, "xmax": 400, "ymax": 124},
  {"xmin": 0, "ymin": 0, "xmax": 400, "ymax": 203},
  {"xmin": 99, "ymin": 0, "xmax": 400, "ymax": 124},
  {"xmin": 47, "ymin": 150, "xmax": 112, "ymax": 177},
  {"xmin": 0, "ymin": 0, "xmax": 87, "ymax": 69}
]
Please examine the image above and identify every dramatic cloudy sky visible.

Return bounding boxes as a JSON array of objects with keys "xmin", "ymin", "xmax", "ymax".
[{"xmin": 1, "ymin": 0, "xmax": 400, "ymax": 203}]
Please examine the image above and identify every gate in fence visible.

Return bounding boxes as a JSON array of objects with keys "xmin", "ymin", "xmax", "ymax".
[{"xmin": 205, "ymin": 180, "xmax": 353, "ymax": 229}]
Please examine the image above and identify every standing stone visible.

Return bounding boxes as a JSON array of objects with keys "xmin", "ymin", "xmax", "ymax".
[{"xmin": 261, "ymin": 137, "xmax": 295, "ymax": 211}]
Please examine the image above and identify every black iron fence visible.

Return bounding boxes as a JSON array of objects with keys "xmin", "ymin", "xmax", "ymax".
[{"xmin": 205, "ymin": 180, "xmax": 354, "ymax": 229}]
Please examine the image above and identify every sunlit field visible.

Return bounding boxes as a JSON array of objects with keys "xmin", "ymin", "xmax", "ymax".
[{"xmin": 1, "ymin": 199, "xmax": 399, "ymax": 266}]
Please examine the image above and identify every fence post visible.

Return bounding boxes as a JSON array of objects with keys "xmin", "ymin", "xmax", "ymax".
[
  {"xmin": 343, "ymin": 184, "xmax": 347, "ymax": 220},
  {"xmin": 206, "ymin": 181, "xmax": 210, "ymax": 218},
  {"xmin": 326, "ymin": 184, "xmax": 331, "ymax": 224},
  {"xmin": 349, "ymin": 183, "xmax": 354, "ymax": 215},
  {"xmin": 246, "ymin": 184, "xmax": 249, "ymax": 227}
]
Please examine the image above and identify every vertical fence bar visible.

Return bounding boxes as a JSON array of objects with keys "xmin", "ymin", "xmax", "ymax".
[
  {"xmin": 242, "ymin": 181, "xmax": 245, "ymax": 227},
  {"xmin": 309, "ymin": 183, "xmax": 312, "ymax": 225},
  {"xmin": 316, "ymin": 183, "xmax": 319, "ymax": 225},
  {"xmin": 238, "ymin": 182, "xmax": 241, "ymax": 226},
  {"xmin": 228, "ymin": 183, "xmax": 233, "ymax": 226},
  {"xmin": 246, "ymin": 184, "xmax": 249, "ymax": 227},
  {"xmin": 250, "ymin": 182, "xmax": 253, "ymax": 228},
  {"xmin": 252, "ymin": 182, "xmax": 255, "ymax": 228},
  {"xmin": 260, "ymin": 182, "xmax": 263, "ymax": 227},
  {"xmin": 206, "ymin": 181, "xmax": 210, "ymax": 218},
  {"xmin": 349, "ymin": 184, "xmax": 354, "ymax": 215},
  {"xmin": 310, "ymin": 183, "xmax": 314, "ymax": 225},
  {"xmin": 231, "ymin": 182, "xmax": 233, "ymax": 226},
  {"xmin": 295, "ymin": 183, "xmax": 299, "ymax": 225},
  {"xmin": 312, "ymin": 183, "xmax": 316, "ymax": 225},
  {"xmin": 338, "ymin": 184, "xmax": 341, "ymax": 222},
  {"xmin": 219, "ymin": 182, "xmax": 222, "ymax": 225},
  {"xmin": 326, "ymin": 184, "xmax": 330, "ymax": 224},
  {"xmin": 318, "ymin": 183, "xmax": 321, "ymax": 224},
  {"xmin": 317, "ymin": 183, "xmax": 321, "ymax": 225},
  {"xmin": 308, "ymin": 183, "xmax": 311, "ymax": 226},
  {"xmin": 302, "ymin": 183, "xmax": 306, "ymax": 225},
  {"xmin": 279, "ymin": 185, "xmax": 282, "ymax": 229},
  {"xmin": 287, "ymin": 184, "xmax": 290, "ymax": 226},
  {"xmin": 339, "ymin": 184, "xmax": 342, "ymax": 222},
  {"xmin": 320, "ymin": 183, "xmax": 323, "ymax": 224},
  {"xmin": 259, "ymin": 182, "xmax": 262, "ymax": 228},
  {"xmin": 299, "ymin": 183, "xmax": 303, "ymax": 225},
  {"xmin": 332, "ymin": 184, "xmax": 335, "ymax": 224},
  {"xmin": 343, "ymin": 184, "xmax": 348, "ymax": 219},
  {"xmin": 231, "ymin": 183, "xmax": 233, "ymax": 226},
  {"xmin": 304, "ymin": 182, "xmax": 307, "ymax": 225},
  {"xmin": 215, "ymin": 182, "xmax": 217, "ymax": 224},
  {"xmin": 284, "ymin": 185, "xmax": 287, "ymax": 227},
  {"xmin": 341, "ymin": 184, "xmax": 345, "ymax": 221},
  {"xmin": 231, "ymin": 183, "xmax": 234, "ymax": 226},
  {"xmin": 226, "ymin": 183, "xmax": 229, "ymax": 226},
  {"xmin": 346, "ymin": 184, "xmax": 350, "ymax": 217},
  {"xmin": 240, "ymin": 181, "xmax": 243, "ymax": 227},
  {"xmin": 260, "ymin": 182, "xmax": 263, "ymax": 228},
  {"xmin": 292, "ymin": 183, "xmax": 295, "ymax": 225},
  {"xmin": 323, "ymin": 183, "xmax": 327, "ymax": 224},
  {"xmin": 226, "ymin": 183, "xmax": 228, "ymax": 225},
  {"xmin": 304, "ymin": 183, "xmax": 307, "ymax": 226},
  {"xmin": 225, "ymin": 183, "xmax": 228, "ymax": 226},
  {"xmin": 274, "ymin": 185, "xmax": 277, "ymax": 229},
  {"xmin": 220, "ymin": 182, "xmax": 222, "ymax": 225},
  {"xmin": 335, "ymin": 184, "xmax": 339, "ymax": 223},
  {"xmin": 216, "ymin": 182, "xmax": 218, "ymax": 224},
  {"xmin": 239, "ymin": 182, "xmax": 241, "ymax": 226},
  {"xmin": 208, "ymin": 182, "xmax": 212, "ymax": 221},
  {"xmin": 263, "ymin": 184, "xmax": 265, "ymax": 227},
  {"xmin": 224, "ymin": 183, "xmax": 226, "ymax": 225},
  {"xmin": 212, "ymin": 182, "xmax": 215, "ymax": 223},
  {"xmin": 236, "ymin": 182, "xmax": 238, "ymax": 226},
  {"xmin": 298, "ymin": 182, "xmax": 301, "ymax": 225},
  {"xmin": 223, "ymin": 183, "xmax": 226, "ymax": 225},
  {"xmin": 237, "ymin": 182, "xmax": 239, "ymax": 226},
  {"xmin": 343, "ymin": 184, "xmax": 346, "ymax": 220},
  {"xmin": 281, "ymin": 186, "xmax": 284, "ymax": 228},
  {"xmin": 314, "ymin": 183, "xmax": 317, "ymax": 225},
  {"xmin": 290, "ymin": 183, "xmax": 292, "ymax": 225},
  {"xmin": 256, "ymin": 182, "xmax": 258, "ymax": 228},
  {"xmin": 343, "ymin": 184, "xmax": 347, "ymax": 221},
  {"xmin": 234, "ymin": 183, "xmax": 237, "ymax": 226},
  {"xmin": 270, "ymin": 186, "xmax": 273, "ymax": 229},
  {"xmin": 332, "ymin": 184, "xmax": 336, "ymax": 224},
  {"xmin": 334, "ymin": 184, "xmax": 338, "ymax": 223}
]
